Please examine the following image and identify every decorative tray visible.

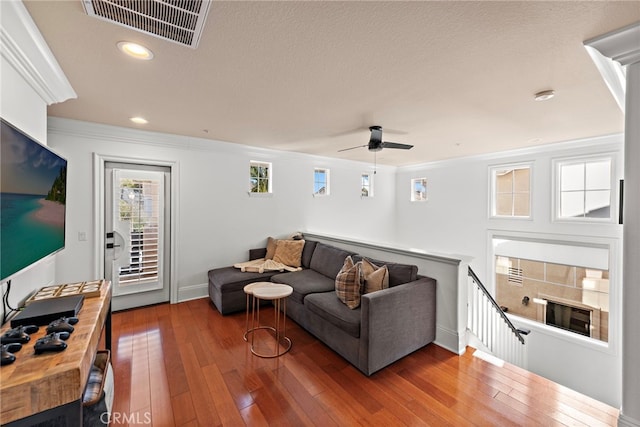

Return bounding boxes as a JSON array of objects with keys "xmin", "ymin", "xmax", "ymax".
[{"xmin": 26, "ymin": 280, "xmax": 105, "ymax": 305}]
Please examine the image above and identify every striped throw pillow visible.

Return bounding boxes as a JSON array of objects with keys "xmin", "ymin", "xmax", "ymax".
[{"xmin": 335, "ymin": 256, "xmax": 362, "ymax": 309}]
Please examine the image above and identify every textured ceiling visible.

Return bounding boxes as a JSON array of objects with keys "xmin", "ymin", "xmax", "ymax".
[{"xmin": 24, "ymin": 1, "xmax": 640, "ymax": 166}]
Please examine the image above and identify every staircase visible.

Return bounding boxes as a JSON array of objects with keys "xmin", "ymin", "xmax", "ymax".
[{"xmin": 467, "ymin": 267, "xmax": 529, "ymax": 368}]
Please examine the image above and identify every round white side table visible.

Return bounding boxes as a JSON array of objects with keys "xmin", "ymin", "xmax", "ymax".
[
  {"xmin": 250, "ymin": 284, "xmax": 293, "ymax": 358},
  {"xmin": 243, "ymin": 282, "xmax": 274, "ymax": 341}
]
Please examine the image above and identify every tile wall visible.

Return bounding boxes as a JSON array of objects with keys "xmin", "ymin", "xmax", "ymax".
[{"xmin": 496, "ymin": 257, "xmax": 609, "ymax": 342}]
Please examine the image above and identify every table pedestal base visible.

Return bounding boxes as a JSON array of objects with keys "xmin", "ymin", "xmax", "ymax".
[{"xmin": 248, "ymin": 285, "xmax": 293, "ymax": 358}]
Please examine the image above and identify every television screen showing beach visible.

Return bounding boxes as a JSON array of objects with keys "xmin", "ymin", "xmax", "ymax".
[{"xmin": 1, "ymin": 119, "xmax": 67, "ymax": 281}]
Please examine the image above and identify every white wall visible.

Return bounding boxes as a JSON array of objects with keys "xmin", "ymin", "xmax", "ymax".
[
  {"xmin": 46, "ymin": 118, "xmax": 397, "ymax": 301},
  {"xmin": 0, "ymin": 55, "xmax": 55, "ymax": 313},
  {"xmin": 0, "ymin": 0, "xmax": 76, "ymax": 317},
  {"xmin": 394, "ymin": 134, "xmax": 624, "ymax": 406}
]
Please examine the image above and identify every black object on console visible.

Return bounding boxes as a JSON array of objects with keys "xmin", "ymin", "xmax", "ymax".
[
  {"xmin": 1, "ymin": 325, "xmax": 39, "ymax": 344},
  {"xmin": 34, "ymin": 332, "xmax": 69, "ymax": 354},
  {"xmin": 11, "ymin": 295, "xmax": 84, "ymax": 327},
  {"xmin": 1, "ymin": 343, "xmax": 22, "ymax": 366},
  {"xmin": 46, "ymin": 317, "xmax": 79, "ymax": 334}
]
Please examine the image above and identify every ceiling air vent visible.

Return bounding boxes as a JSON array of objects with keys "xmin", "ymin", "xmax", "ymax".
[{"xmin": 82, "ymin": 0, "xmax": 212, "ymax": 48}]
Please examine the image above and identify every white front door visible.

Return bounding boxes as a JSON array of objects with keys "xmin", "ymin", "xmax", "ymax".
[{"xmin": 105, "ymin": 163, "xmax": 170, "ymax": 310}]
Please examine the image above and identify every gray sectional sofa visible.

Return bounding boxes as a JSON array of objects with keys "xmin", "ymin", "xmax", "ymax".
[{"xmin": 207, "ymin": 239, "xmax": 436, "ymax": 375}]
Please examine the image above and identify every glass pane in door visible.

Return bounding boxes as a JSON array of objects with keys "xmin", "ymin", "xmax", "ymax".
[{"xmin": 117, "ymin": 177, "xmax": 161, "ymax": 288}]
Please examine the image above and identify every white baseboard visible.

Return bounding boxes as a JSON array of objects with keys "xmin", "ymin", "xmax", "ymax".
[
  {"xmin": 434, "ymin": 325, "xmax": 465, "ymax": 355},
  {"xmin": 619, "ymin": 413, "xmax": 640, "ymax": 427},
  {"xmin": 177, "ymin": 282, "xmax": 208, "ymax": 303}
]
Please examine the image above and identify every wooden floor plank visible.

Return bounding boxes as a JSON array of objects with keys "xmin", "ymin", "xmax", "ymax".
[
  {"xmin": 202, "ymin": 364, "xmax": 247, "ymax": 426},
  {"xmin": 256, "ymin": 367, "xmax": 316, "ymax": 426},
  {"xmin": 177, "ymin": 342, "xmax": 222, "ymax": 425},
  {"xmin": 239, "ymin": 403, "xmax": 269, "ymax": 427},
  {"xmin": 170, "ymin": 391, "xmax": 196, "ymax": 426},
  {"xmin": 340, "ymin": 367, "xmax": 427, "ymax": 426},
  {"xmin": 274, "ymin": 365, "xmax": 340, "ymax": 427},
  {"xmin": 494, "ymin": 391, "xmax": 566, "ymax": 427},
  {"xmin": 110, "ymin": 299, "xmax": 619, "ymax": 426}
]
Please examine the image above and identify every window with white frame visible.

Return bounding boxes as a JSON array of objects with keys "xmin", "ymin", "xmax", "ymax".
[
  {"xmin": 411, "ymin": 178, "xmax": 427, "ymax": 201},
  {"xmin": 492, "ymin": 234, "xmax": 614, "ymax": 345},
  {"xmin": 361, "ymin": 173, "xmax": 373, "ymax": 197},
  {"xmin": 490, "ymin": 164, "xmax": 531, "ymax": 218},
  {"xmin": 555, "ymin": 157, "xmax": 612, "ymax": 220},
  {"xmin": 314, "ymin": 168, "xmax": 329, "ymax": 196},
  {"xmin": 249, "ymin": 161, "xmax": 272, "ymax": 193}
]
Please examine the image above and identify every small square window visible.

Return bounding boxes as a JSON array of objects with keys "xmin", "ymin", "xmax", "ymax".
[
  {"xmin": 411, "ymin": 178, "xmax": 427, "ymax": 201},
  {"xmin": 555, "ymin": 157, "xmax": 612, "ymax": 220},
  {"xmin": 490, "ymin": 164, "xmax": 531, "ymax": 218},
  {"xmin": 314, "ymin": 168, "xmax": 330, "ymax": 196},
  {"xmin": 249, "ymin": 161, "xmax": 272, "ymax": 193},
  {"xmin": 361, "ymin": 173, "xmax": 373, "ymax": 197}
]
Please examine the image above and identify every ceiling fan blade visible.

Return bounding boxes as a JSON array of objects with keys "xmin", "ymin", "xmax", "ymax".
[
  {"xmin": 380, "ymin": 141, "xmax": 413, "ymax": 150},
  {"xmin": 338, "ymin": 144, "xmax": 367, "ymax": 152}
]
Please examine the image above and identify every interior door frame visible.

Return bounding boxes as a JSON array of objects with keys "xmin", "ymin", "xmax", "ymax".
[{"xmin": 93, "ymin": 153, "xmax": 179, "ymax": 305}]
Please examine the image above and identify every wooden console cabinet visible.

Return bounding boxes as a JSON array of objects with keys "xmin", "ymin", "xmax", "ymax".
[{"xmin": 0, "ymin": 281, "xmax": 112, "ymax": 426}]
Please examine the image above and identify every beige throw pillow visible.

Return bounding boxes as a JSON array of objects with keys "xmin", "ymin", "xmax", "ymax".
[
  {"xmin": 335, "ymin": 256, "xmax": 362, "ymax": 309},
  {"xmin": 361, "ymin": 258, "xmax": 389, "ymax": 294},
  {"xmin": 273, "ymin": 239, "xmax": 305, "ymax": 267},
  {"xmin": 265, "ymin": 237, "xmax": 278, "ymax": 260}
]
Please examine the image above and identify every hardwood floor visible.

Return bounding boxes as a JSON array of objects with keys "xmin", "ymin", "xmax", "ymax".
[{"xmin": 109, "ymin": 298, "xmax": 618, "ymax": 426}]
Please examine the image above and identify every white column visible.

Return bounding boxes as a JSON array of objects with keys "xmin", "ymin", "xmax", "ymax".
[
  {"xmin": 621, "ymin": 58, "xmax": 640, "ymax": 427},
  {"xmin": 586, "ymin": 22, "xmax": 640, "ymax": 427}
]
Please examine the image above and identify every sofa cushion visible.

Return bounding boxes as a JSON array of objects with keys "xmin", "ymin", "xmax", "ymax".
[
  {"xmin": 335, "ymin": 256, "xmax": 362, "ymax": 309},
  {"xmin": 361, "ymin": 258, "xmax": 389, "ymax": 294},
  {"xmin": 208, "ymin": 267, "xmax": 278, "ymax": 294},
  {"xmin": 305, "ymin": 292, "xmax": 361, "ymax": 338},
  {"xmin": 301, "ymin": 240, "xmax": 317, "ymax": 269},
  {"xmin": 249, "ymin": 247, "xmax": 267, "ymax": 260},
  {"xmin": 271, "ymin": 269, "xmax": 335, "ymax": 304},
  {"xmin": 273, "ymin": 239, "xmax": 305, "ymax": 267},
  {"xmin": 309, "ymin": 242, "xmax": 354, "ymax": 279},
  {"xmin": 353, "ymin": 256, "xmax": 418, "ymax": 287}
]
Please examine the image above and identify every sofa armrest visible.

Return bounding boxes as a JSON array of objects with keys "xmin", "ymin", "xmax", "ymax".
[
  {"xmin": 249, "ymin": 247, "xmax": 267, "ymax": 260},
  {"xmin": 359, "ymin": 277, "xmax": 436, "ymax": 375}
]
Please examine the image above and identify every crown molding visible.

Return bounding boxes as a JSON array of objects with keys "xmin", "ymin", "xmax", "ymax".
[
  {"xmin": 48, "ymin": 117, "xmax": 397, "ymax": 173},
  {"xmin": 584, "ymin": 45, "xmax": 626, "ymax": 113},
  {"xmin": 585, "ymin": 22, "xmax": 640, "ymax": 66},
  {"xmin": 0, "ymin": 1, "xmax": 76, "ymax": 105},
  {"xmin": 398, "ymin": 133, "xmax": 623, "ymax": 173}
]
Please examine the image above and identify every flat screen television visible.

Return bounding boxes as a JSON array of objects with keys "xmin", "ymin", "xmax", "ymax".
[
  {"xmin": 545, "ymin": 301, "xmax": 591, "ymax": 337},
  {"xmin": 1, "ymin": 118, "xmax": 67, "ymax": 282}
]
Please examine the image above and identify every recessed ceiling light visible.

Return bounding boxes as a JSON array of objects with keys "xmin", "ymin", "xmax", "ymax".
[
  {"xmin": 117, "ymin": 41, "xmax": 154, "ymax": 60},
  {"xmin": 130, "ymin": 117, "xmax": 148, "ymax": 124},
  {"xmin": 534, "ymin": 90, "xmax": 555, "ymax": 101}
]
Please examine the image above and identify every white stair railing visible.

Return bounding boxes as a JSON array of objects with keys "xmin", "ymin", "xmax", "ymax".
[{"xmin": 467, "ymin": 267, "xmax": 528, "ymax": 368}]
